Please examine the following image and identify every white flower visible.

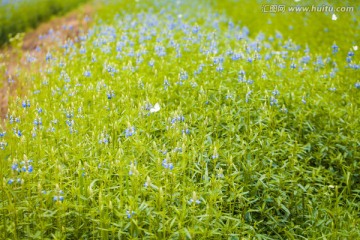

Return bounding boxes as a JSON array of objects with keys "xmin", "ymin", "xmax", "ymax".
[{"xmin": 332, "ymin": 14, "xmax": 337, "ymax": 21}]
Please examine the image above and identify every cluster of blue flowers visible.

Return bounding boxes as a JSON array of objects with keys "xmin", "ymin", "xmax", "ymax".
[
  {"xmin": 162, "ymin": 159, "xmax": 174, "ymax": 170},
  {"xmin": 53, "ymin": 190, "xmax": 65, "ymax": 202}
]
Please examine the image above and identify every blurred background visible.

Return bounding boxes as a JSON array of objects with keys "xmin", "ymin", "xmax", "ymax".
[{"xmin": 0, "ymin": 0, "xmax": 358, "ymax": 50}]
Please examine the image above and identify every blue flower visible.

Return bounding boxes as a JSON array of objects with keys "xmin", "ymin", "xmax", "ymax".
[
  {"xmin": 171, "ymin": 115, "xmax": 185, "ymax": 124},
  {"xmin": 99, "ymin": 136, "xmax": 109, "ymax": 144},
  {"xmin": 66, "ymin": 111, "xmax": 74, "ymax": 119},
  {"xmin": 332, "ymin": 43, "xmax": 339, "ymax": 54},
  {"xmin": 46, "ymin": 52, "xmax": 52, "ymax": 61},
  {"xmin": 316, "ymin": 56, "xmax": 324, "ymax": 66},
  {"xmin": 180, "ymin": 71, "xmax": 188, "ymax": 81},
  {"xmin": 355, "ymin": 82, "xmax": 360, "ymax": 89},
  {"xmin": 301, "ymin": 55, "xmax": 311, "ymax": 64},
  {"xmin": 246, "ymin": 79, "xmax": 254, "ymax": 85},
  {"xmin": 246, "ymin": 91, "xmax": 252, "ymax": 103},
  {"xmin": 164, "ymin": 79, "xmax": 170, "ymax": 90},
  {"xmin": 182, "ymin": 129, "xmax": 190, "ymax": 135},
  {"xmin": 107, "ymin": 91, "xmax": 115, "ymax": 99},
  {"xmin": 84, "ymin": 70, "xmax": 91, "ymax": 77},
  {"xmin": 0, "ymin": 141, "xmax": 6, "ymax": 150},
  {"xmin": 162, "ymin": 159, "xmax": 168, "ymax": 168},
  {"xmin": 22, "ymin": 100, "xmax": 30, "ymax": 108},
  {"xmin": 173, "ymin": 147, "xmax": 183, "ymax": 153},
  {"xmin": 216, "ymin": 65, "xmax": 224, "ymax": 72},
  {"xmin": 15, "ymin": 130, "xmax": 22, "ymax": 137},
  {"xmin": 148, "ymin": 59, "xmax": 155, "ymax": 67},
  {"xmin": 272, "ymin": 89, "xmax": 280, "ymax": 96},
  {"xmin": 192, "ymin": 25, "xmax": 200, "ymax": 34},
  {"xmin": 231, "ymin": 53, "xmax": 241, "ymax": 61},
  {"xmin": 188, "ymin": 192, "xmax": 201, "ymax": 205},
  {"xmin": 126, "ymin": 210, "xmax": 135, "ymax": 219},
  {"xmin": 79, "ymin": 47, "xmax": 86, "ymax": 54},
  {"xmin": 270, "ymin": 97, "xmax": 278, "ymax": 106},
  {"xmin": 125, "ymin": 126, "xmax": 136, "ymax": 137},
  {"xmin": 11, "ymin": 163, "xmax": 18, "ymax": 171},
  {"xmin": 53, "ymin": 190, "xmax": 64, "ymax": 202},
  {"xmin": 34, "ymin": 118, "xmax": 42, "ymax": 126},
  {"xmin": 162, "ymin": 159, "xmax": 174, "ymax": 170}
]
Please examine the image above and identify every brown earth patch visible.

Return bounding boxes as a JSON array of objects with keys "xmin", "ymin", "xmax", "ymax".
[{"xmin": 0, "ymin": 2, "xmax": 97, "ymax": 126}]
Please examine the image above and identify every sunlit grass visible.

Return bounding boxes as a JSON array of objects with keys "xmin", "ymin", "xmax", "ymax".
[{"xmin": 0, "ymin": 0, "xmax": 359, "ymax": 239}]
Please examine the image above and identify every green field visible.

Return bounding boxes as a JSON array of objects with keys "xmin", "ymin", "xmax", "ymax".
[
  {"xmin": 0, "ymin": 0, "xmax": 88, "ymax": 46},
  {"xmin": 1, "ymin": 0, "xmax": 359, "ymax": 239}
]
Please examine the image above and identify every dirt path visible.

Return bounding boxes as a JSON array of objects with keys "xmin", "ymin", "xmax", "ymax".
[{"xmin": 0, "ymin": 2, "xmax": 96, "ymax": 125}]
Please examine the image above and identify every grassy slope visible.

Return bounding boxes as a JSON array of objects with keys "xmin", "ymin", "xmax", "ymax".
[{"xmin": 0, "ymin": 0, "xmax": 359, "ymax": 239}]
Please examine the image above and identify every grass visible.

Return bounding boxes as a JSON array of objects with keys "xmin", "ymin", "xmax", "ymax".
[
  {"xmin": 0, "ymin": 0, "xmax": 359, "ymax": 239},
  {"xmin": 0, "ymin": 0, "xmax": 89, "ymax": 46},
  {"xmin": 214, "ymin": 0, "xmax": 360, "ymax": 54}
]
